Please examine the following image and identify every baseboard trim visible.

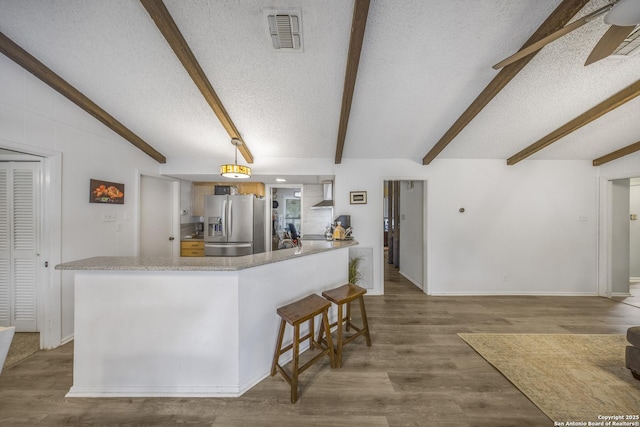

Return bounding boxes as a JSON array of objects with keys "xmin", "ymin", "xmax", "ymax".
[
  {"xmin": 611, "ymin": 292, "xmax": 632, "ymax": 297},
  {"xmin": 60, "ymin": 334, "xmax": 74, "ymax": 346},
  {"xmin": 428, "ymin": 291, "xmax": 600, "ymax": 297},
  {"xmin": 399, "ymin": 270, "xmax": 423, "ymax": 291},
  {"xmin": 66, "ymin": 385, "xmax": 241, "ymax": 398}
]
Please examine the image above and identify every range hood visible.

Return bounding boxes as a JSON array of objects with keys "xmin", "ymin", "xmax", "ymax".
[{"xmin": 311, "ymin": 181, "xmax": 333, "ymax": 209}]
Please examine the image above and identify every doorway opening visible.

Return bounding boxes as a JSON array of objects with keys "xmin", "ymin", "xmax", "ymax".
[
  {"xmin": 609, "ymin": 176, "xmax": 640, "ymax": 308},
  {"xmin": 599, "ymin": 172, "xmax": 640, "ymax": 308},
  {"xmin": 0, "ymin": 144, "xmax": 62, "ymax": 350},
  {"xmin": 383, "ymin": 179, "xmax": 426, "ymax": 294},
  {"xmin": 267, "ymin": 184, "xmax": 302, "ymax": 250}
]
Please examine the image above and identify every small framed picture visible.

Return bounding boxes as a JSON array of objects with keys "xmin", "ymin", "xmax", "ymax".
[
  {"xmin": 90, "ymin": 179, "xmax": 125, "ymax": 204},
  {"xmin": 350, "ymin": 191, "xmax": 367, "ymax": 204}
]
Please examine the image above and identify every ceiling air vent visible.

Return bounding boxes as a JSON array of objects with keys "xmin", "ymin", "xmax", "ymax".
[
  {"xmin": 266, "ymin": 9, "xmax": 303, "ymax": 51},
  {"xmin": 611, "ymin": 26, "xmax": 640, "ymax": 57}
]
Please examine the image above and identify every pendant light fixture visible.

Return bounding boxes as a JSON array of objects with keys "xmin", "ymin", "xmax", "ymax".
[{"xmin": 220, "ymin": 138, "xmax": 251, "ymax": 179}]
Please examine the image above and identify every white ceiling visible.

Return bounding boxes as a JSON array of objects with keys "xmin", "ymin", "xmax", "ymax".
[{"xmin": 1, "ymin": 0, "xmax": 639, "ymax": 167}]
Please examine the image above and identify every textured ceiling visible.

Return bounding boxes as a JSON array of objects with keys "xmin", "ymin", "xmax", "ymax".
[{"xmin": 1, "ymin": 0, "xmax": 639, "ymax": 166}]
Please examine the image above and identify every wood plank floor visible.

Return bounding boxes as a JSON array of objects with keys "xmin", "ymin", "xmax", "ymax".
[{"xmin": 1, "ymin": 263, "xmax": 640, "ymax": 426}]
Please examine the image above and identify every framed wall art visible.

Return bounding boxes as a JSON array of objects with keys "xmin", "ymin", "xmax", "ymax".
[
  {"xmin": 350, "ymin": 191, "xmax": 367, "ymax": 204},
  {"xmin": 90, "ymin": 179, "xmax": 125, "ymax": 204}
]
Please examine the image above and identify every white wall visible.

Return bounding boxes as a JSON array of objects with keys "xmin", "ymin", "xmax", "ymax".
[
  {"xmin": 179, "ymin": 179, "xmax": 197, "ymax": 225},
  {"xmin": 333, "ymin": 158, "xmax": 598, "ymax": 296},
  {"xmin": 399, "ymin": 180, "xmax": 424, "ymax": 289},
  {"xmin": 0, "ymin": 54, "xmax": 160, "ymax": 343},
  {"xmin": 598, "ymin": 151, "xmax": 640, "ymax": 178}
]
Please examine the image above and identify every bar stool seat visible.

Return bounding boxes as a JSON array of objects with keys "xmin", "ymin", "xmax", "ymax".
[
  {"xmin": 271, "ymin": 294, "xmax": 336, "ymax": 403},
  {"xmin": 319, "ymin": 283, "xmax": 372, "ymax": 368}
]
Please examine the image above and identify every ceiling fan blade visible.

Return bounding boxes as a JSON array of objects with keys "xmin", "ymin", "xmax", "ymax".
[
  {"xmin": 493, "ymin": 4, "xmax": 612, "ymax": 70},
  {"xmin": 604, "ymin": 0, "xmax": 640, "ymax": 26},
  {"xmin": 584, "ymin": 24, "xmax": 635, "ymax": 65}
]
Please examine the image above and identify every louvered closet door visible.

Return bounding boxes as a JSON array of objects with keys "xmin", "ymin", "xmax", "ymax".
[
  {"xmin": 0, "ymin": 162, "xmax": 39, "ymax": 331},
  {"xmin": 0, "ymin": 166, "xmax": 9, "ymax": 326}
]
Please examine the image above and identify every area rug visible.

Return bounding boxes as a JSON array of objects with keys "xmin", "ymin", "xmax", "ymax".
[{"xmin": 458, "ymin": 333, "xmax": 640, "ymax": 424}]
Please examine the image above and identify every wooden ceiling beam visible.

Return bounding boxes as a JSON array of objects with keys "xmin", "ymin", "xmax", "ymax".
[
  {"xmin": 508, "ymin": 79, "xmax": 640, "ymax": 165},
  {"xmin": 0, "ymin": 31, "xmax": 167, "ymax": 163},
  {"xmin": 422, "ymin": 0, "xmax": 590, "ymax": 165},
  {"xmin": 141, "ymin": 0, "xmax": 254, "ymax": 164},
  {"xmin": 334, "ymin": 0, "xmax": 370, "ymax": 164},
  {"xmin": 593, "ymin": 140, "xmax": 640, "ymax": 166}
]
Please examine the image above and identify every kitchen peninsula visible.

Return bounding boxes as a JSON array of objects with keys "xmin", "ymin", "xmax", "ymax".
[{"xmin": 56, "ymin": 239, "xmax": 357, "ymax": 398}]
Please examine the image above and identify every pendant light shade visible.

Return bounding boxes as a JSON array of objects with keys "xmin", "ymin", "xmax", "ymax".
[{"xmin": 220, "ymin": 138, "xmax": 251, "ymax": 179}]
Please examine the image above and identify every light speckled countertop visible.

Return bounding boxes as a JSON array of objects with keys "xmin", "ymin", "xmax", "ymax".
[{"xmin": 55, "ymin": 240, "xmax": 358, "ymax": 272}]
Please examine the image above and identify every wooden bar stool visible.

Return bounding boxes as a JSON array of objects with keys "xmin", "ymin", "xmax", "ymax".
[
  {"xmin": 271, "ymin": 294, "xmax": 336, "ymax": 403},
  {"xmin": 319, "ymin": 283, "xmax": 372, "ymax": 368}
]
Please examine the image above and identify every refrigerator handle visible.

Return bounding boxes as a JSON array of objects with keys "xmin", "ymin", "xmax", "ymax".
[
  {"xmin": 222, "ymin": 199, "xmax": 227, "ymax": 238},
  {"xmin": 228, "ymin": 199, "xmax": 233, "ymax": 236}
]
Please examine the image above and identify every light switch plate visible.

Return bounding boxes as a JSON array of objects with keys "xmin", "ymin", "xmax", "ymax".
[{"xmin": 102, "ymin": 212, "xmax": 116, "ymax": 222}]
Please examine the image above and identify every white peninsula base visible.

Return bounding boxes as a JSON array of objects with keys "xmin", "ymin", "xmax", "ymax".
[{"xmin": 61, "ymin": 242, "xmax": 353, "ymax": 397}]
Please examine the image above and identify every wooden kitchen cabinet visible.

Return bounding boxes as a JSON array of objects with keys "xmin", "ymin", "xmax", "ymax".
[
  {"xmin": 238, "ymin": 182, "xmax": 265, "ymax": 197},
  {"xmin": 191, "ymin": 183, "xmax": 215, "ymax": 217},
  {"xmin": 191, "ymin": 182, "xmax": 265, "ymax": 216},
  {"xmin": 181, "ymin": 240, "xmax": 205, "ymax": 257}
]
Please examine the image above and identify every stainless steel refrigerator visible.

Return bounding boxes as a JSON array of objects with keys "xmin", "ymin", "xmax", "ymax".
[{"xmin": 204, "ymin": 194, "xmax": 265, "ymax": 257}]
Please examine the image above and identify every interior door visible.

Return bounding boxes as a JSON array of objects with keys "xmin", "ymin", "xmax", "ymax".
[
  {"xmin": 140, "ymin": 175, "xmax": 175, "ymax": 257},
  {"xmin": 0, "ymin": 162, "xmax": 39, "ymax": 332},
  {"xmin": 0, "ymin": 165, "xmax": 8, "ymax": 327}
]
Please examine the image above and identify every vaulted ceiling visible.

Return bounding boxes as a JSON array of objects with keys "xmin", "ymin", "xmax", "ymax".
[{"xmin": 1, "ymin": 0, "xmax": 639, "ymax": 168}]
